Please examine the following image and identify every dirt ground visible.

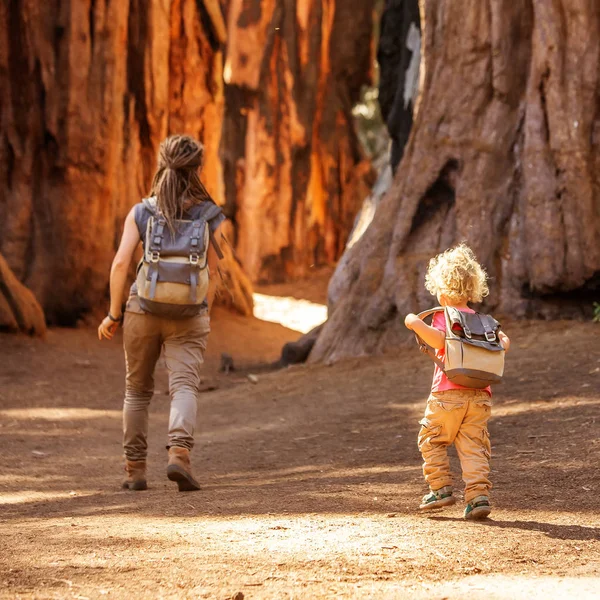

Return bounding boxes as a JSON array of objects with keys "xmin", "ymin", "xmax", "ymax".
[{"xmin": 0, "ymin": 309, "xmax": 599, "ymax": 599}]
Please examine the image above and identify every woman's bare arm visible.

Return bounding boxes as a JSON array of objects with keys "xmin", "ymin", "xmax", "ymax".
[
  {"xmin": 98, "ymin": 208, "xmax": 139, "ymax": 340},
  {"xmin": 109, "ymin": 209, "xmax": 139, "ymax": 316}
]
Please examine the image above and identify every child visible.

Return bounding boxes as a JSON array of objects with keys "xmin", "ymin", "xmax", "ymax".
[{"xmin": 404, "ymin": 244, "xmax": 510, "ymax": 520}]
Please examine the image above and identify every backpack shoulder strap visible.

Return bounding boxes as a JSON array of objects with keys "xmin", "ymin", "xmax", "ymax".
[
  {"xmin": 187, "ymin": 200, "xmax": 221, "ymax": 221},
  {"xmin": 414, "ymin": 306, "xmax": 446, "ymax": 371},
  {"xmin": 142, "ymin": 196, "xmax": 158, "ymax": 214},
  {"xmin": 208, "ymin": 228, "xmax": 224, "ymax": 260},
  {"xmin": 416, "ymin": 306, "xmax": 445, "ymax": 321},
  {"xmin": 189, "ymin": 202, "xmax": 225, "ymax": 260},
  {"xmin": 199, "ymin": 202, "xmax": 223, "ymax": 222}
]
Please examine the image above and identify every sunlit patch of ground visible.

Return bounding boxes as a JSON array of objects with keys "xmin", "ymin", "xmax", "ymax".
[
  {"xmin": 0, "ymin": 490, "xmax": 96, "ymax": 505},
  {"xmin": 1, "ymin": 319, "xmax": 599, "ymax": 599},
  {"xmin": 0, "ymin": 408, "xmax": 122, "ymax": 421},
  {"xmin": 3, "ymin": 511, "xmax": 599, "ymax": 599},
  {"xmin": 252, "ymin": 293, "xmax": 327, "ymax": 333},
  {"xmin": 491, "ymin": 396, "xmax": 600, "ymax": 417}
]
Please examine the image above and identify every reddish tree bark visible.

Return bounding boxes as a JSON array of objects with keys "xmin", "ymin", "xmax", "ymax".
[
  {"xmin": 0, "ymin": 0, "xmax": 252, "ymax": 326},
  {"xmin": 311, "ymin": 0, "xmax": 600, "ymax": 363},
  {"xmin": 221, "ymin": 0, "xmax": 376, "ymax": 283}
]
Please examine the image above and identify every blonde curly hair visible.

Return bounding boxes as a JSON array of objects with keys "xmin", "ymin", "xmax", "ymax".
[{"xmin": 425, "ymin": 244, "xmax": 489, "ymax": 304}]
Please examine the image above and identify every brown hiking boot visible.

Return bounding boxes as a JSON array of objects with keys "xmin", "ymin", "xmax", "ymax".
[
  {"xmin": 167, "ymin": 447, "xmax": 201, "ymax": 492},
  {"xmin": 122, "ymin": 459, "xmax": 148, "ymax": 491}
]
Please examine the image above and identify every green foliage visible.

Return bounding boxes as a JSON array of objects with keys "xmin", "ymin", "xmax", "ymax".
[{"xmin": 593, "ymin": 302, "xmax": 600, "ymax": 323}]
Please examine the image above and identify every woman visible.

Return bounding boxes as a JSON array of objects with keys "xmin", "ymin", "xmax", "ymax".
[{"xmin": 98, "ymin": 135, "xmax": 224, "ymax": 492}]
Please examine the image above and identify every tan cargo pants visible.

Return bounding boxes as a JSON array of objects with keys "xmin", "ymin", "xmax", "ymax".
[
  {"xmin": 122, "ymin": 308, "xmax": 210, "ymax": 461},
  {"xmin": 418, "ymin": 389, "xmax": 492, "ymax": 502}
]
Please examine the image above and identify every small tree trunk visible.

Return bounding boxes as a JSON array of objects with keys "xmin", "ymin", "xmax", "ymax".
[
  {"xmin": 311, "ymin": 0, "xmax": 600, "ymax": 363},
  {"xmin": 0, "ymin": 253, "xmax": 46, "ymax": 336}
]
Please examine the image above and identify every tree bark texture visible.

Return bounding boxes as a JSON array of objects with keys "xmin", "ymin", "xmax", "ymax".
[
  {"xmin": 0, "ymin": 0, "xmax": 252, "ymax": 325},
  {"xmin": 311, "ymin": 0, "xmax": 600, "ymax": 363},
  {"xmin": 221, "ymin": 0, "xmax": 376, "ymax": 283},
  {"xmin": 0, "ymin": 252, "xmax": 46, "ymax": 335}
]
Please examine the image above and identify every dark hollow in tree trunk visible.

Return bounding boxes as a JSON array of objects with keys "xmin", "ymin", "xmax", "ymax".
[{"xmin": 378, "ymin": 0, "xmax": 421, "ymax": 173}]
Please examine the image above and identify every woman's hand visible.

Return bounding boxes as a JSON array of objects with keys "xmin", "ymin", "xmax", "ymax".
[{"xmin": 98, "ymin": 315, "xmax": 120, "ymax": 341}]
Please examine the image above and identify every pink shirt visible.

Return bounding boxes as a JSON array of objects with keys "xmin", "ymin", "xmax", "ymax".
[{"xmin": 430, "ymin": 308, "xmax": 492, "ymax": 396}]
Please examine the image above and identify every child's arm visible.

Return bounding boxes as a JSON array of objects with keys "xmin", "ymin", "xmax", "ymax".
[
  {"xmin": 404, "ymin": 313, "xmax": 445, "ymax": 349},
  {"xmin": 499, "ymin": 330, "xmax": 510, "ymax": 352}
]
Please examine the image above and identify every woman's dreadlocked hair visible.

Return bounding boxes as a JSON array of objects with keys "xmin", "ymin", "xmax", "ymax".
[{"xmin": 150, "ymin": 135, "xmax": 213, "ymax": 232}]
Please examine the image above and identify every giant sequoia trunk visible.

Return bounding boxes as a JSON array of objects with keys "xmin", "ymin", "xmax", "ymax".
[
  {"xmin": 0, "ymin": 0, "xmax": 252, "ymax": 325},
  {"xmin": 0, "ymin": 0, "xmax": 373, "ymax": 327},
  {"xmin": 221, "ymin": 0, "xmax": 376, "ymax": 283},
  {"xmin": 311, "ymin": 0, "xmax": 600, "ymax": 363}
]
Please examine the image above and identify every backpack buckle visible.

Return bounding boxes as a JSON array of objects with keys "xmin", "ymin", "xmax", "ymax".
[
  {"xmin": 150, "ymin": 251, "xmax": 160, "ymax": 263},
  {"xmin": 189, "ymin": 254, "xmax": 199, "ymax": 266},
  {"xmin": 463, "ymin": 325, "xmax": 472, "ymax": 339},
  {"xmin": 485, "ymin": 331, "xmax": 497, "ymax": 342}
]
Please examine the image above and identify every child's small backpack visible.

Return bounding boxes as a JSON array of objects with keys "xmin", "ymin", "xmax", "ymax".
[
  {"xmin": 415, "ymin": 307, "xmax": 505, "ymax": 389},
  {"xmin": 135, "ymin": 197, "xmax": 223, "ymax": 319}
]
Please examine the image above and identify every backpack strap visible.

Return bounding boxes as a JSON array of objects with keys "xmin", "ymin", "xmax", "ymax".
[
  {"xmin": 479, "ymin": 314, "xmax": 500, "ymax": 342},
  {"xmin": 197, "ymin": 202, "xmax": 225, "ymax": 260},
  {"xmin": 186, "ymin": 202, "xmax": 224, "ymax": 302},
  {"xmin": 142, "ymin": 198, "xmax": 163, "ymax": 300},
  {"xmin": 414, "ymin": 306, "xmax": 446, "ymax": 371},
  {"xmin": 198, "ymin": 202, "xmax": 223, "ymax": 222},
  {"xmin": 189, "ymin": 267, "xmax": 198, "ymax": 303},
  {"xmin": 142, "ymin": 197, "xmax": 158, "ymax": 215},
  {"xmin": 188, "ymin": 218, "xmax": 206, "ymax": 303},
  {"xmin": 147, "ymin": 217, "xmax": 165, "ymax": 300},
  {"xmin": 416, "ymin": 306, "xmax": 445, "ymax": 321},
  {"xmin": 209, "ymin": 229, "xmax": 224, "ymax": 260}
]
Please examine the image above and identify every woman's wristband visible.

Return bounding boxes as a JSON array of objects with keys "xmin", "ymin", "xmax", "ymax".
[{"xmin": 108, "ymin": 312, "xmax": 123, "ymax": 323}]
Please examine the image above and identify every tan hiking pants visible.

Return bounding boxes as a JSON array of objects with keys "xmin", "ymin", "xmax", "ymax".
[
  {"xmin": 418, "ymin": 389, "xmax": 492, "ymax": 502},
  {"xmin": 122, "ymin": 308, "xmax": 210, "ymax": 461}
]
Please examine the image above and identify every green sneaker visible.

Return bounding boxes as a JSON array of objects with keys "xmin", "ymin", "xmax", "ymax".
[
  {"xmin": 419, "ymin": 486, "xmax": 456, "ymax": 510},
  {"xmin": 464, "ymin": 496, "xmax": 492, "ymax": 520}
]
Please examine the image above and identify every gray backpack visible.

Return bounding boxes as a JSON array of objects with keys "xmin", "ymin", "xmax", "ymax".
[
  {"xmin": 135, "ymin": 197, "xmax": 223, "ymax": 318},
  {"xmin": 415, "ymin": 307, "xmax": 505, "ymax": 389}
]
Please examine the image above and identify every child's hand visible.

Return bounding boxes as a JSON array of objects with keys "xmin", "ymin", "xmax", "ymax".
[
  {"xmin": 404, "ymin": 313, "xmax": 419, "ymax": 330},
  {"xmin": 499, "ymin": 331, "xmax": 510, "ymax": 352}
]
